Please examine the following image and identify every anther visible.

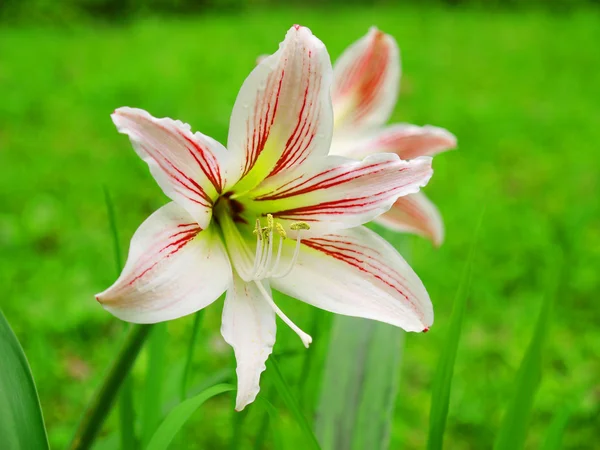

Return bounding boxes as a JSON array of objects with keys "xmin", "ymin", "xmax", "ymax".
[
  {"xmin": 251, "ymin": 218, "xmax": 310, "ymax": 281},
  {"xmin": 290, "ymin": 222, "xmax": 310, "ymax": 231},
  {"xmin": 275, "ymin": 223, "xmax": 287, "ymax": 239}
]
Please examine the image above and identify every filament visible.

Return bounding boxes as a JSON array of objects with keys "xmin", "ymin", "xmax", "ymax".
[
  {"xmin": 250, "ymin": 216, "xmax": 308, "ymax": 281},
  {"xmin": 254, "ymin": 280, "xmax": 312, "ymax": 348}
]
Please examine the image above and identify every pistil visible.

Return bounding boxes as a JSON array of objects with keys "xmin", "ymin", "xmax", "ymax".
[{"xmin": 254, "ymin": 280, "xmax": 312, "ymax": 348}]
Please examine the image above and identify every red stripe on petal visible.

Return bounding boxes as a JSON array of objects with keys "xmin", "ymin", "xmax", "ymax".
[
  {"xmin": 242, "ymin": 69, "xmax": 285, "ymax": 178},
  {"xmin": 303, "ymin": 235, "xmax": 423, "ymax": 318},
  {"xmin": 268, "ymin": 51, "xmax": 321, "ymax": 178},
  {"xmin": 256, "ymin": 161, "xmax": 402, "ymax": 201},
  {"xmin": 179, "ymin": 132, "xmax": 223, "ymax": 193},
  {"xmin": 333, "ymin": 30, "xmax": 392, "ymax": 126},
  {"xmin": 128, "ymin": 225, "xmax": 201, "ymax": 286}
]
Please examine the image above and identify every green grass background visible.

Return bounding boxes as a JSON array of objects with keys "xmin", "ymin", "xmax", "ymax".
[{"xmin": 1, "ymin": 4, "xmax": 599, "ymax": 449}]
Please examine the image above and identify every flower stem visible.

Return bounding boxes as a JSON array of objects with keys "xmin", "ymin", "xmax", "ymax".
[{"xmin": 69, "ymin": 324, "xmax": 153, "ymax": 450}]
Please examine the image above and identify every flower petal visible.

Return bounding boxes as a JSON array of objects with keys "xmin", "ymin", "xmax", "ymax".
[
  {"xmin": 227, "ymin": 25, "xmax": 334, "ymax": 193},
  {"xmin": 248, "ymin": 153, "xmax": 433, "ymax": 236},
  {"xmin": 221, "ymin": 274, "xmax": 276, "ymax": 411},
  {"xmin": 96, "ymin": 202, "xmax": 231, "ymax": 323},
  {"xmin": 112, "ymin": 107, "xmax": 228, "ymax": 229},
  {"xmin": 270, "ymin": 226, "xmax": 432, "ymax": 332},
  {"xmin": 376, "ymin": 192, "xmax": 445, "ymax": 246},
  {"xmin": 332, "ymin": 27, "xmax": 400, "ymax": 131},
  {"xmin": 332, "ymin": 124, "xmax": 457, "ymax": 160}
]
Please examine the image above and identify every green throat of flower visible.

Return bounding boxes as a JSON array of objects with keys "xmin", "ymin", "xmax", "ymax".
[{"xmin": 213, "ymin": 192, "xmax": 310, "ymax": 284}]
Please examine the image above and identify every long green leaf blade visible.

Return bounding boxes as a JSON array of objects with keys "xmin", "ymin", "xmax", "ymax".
[
  {"xmin": 315, "ymin": 317, "xmax": 403, "ymax": 450},
  {"xmin": 268, "ymin": 358, "xmax": 321, "ymax": 450},
  {"xmin": 146, "ymin": 384, "xmax": 235, "ymax": 450},
  {"xmin": 427, "ymin": 212, "xmax": 484, "ymax": 450},
  {"xmin": 493, "ymin": 295, "xmax": 552, "ymax": 450},
  {"xmin": 541, "ymin": 404, "xmax": 571, "ymax": 450},
  {"xmin": 0, "ymin": 308, "xmax": 49, "ymax": 450},
  {"xmin": 315, "ymin": 229, "xmax": 409, "ymax": 450},
  {"xmin": 103, "ymin": 187, "xmax": 137, "ymax": 450},
  {"xmin": 255, "ymin": 396, "xmax": 284, "ymax": 450},
  {"xmin": 180, "ymin": 310, "xmax": 205, "ymax": 401}
]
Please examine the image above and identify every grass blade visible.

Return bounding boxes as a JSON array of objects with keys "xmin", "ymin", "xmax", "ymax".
[
  {"xmin": 297, "ymin": 308, "xmax": 332, "ymax": 413},
  {"xmin": 180, "ymin": 310, "xmax": 205, "ymax": 401},
  {"xmin": 0, "ymin": 309, "xmax": 50, "ymax": 450},
  {"xmin": 146, "ymin": 384, "xmax": 235, "ymax": 450},
  {"xmin": 315, "ymin": 317, "xmax": 403, "ymax": 450},
  {"xmin": 103, "ymin": 187, "xmax": 123, "ymax": 272},
  {"xmin": 119, "ymin": 376, "xmax": 137, "ymax": 450},
  {"xmin": 103, "ymin": 187, "xmax": 137, "ymax": 450},
  {"xmin": 493, "ymin": 295, "xmax": 552, "ymax": 450},
  {"xmin": 541, "ymin": 404, "xmax": 571, "ymax": 450},
  {"xmin": 268, "ymin": 357, "xmax": 321, "ymax": 450},
  {"xmin": 315, "ymin": 229, "xmax": 410, "ymax": 450},
  {"xmin": 69, "ymin": 324, "xmax": 153, "ymax": 450},
  {"xmin": 255, "ymin": 396, "xmax": 284, "ymax": 450},
  {"xmin": 142, "ymin": 323, "xmax": 168, "ymax": 446},
  {"xmin": 427, "ymin": 211, "xmax": 484, "ymax": 450}
]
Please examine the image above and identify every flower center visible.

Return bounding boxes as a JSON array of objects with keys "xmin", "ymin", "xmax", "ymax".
[
  {"xmin": 214, "ymin": 192, "xmax": 247, "ymax": 224},
  {"xmin": 249, "ymin": 214, "xmax": 309, "ymax": 281}
]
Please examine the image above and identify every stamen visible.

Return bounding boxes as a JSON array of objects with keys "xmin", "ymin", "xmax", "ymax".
[
  {"xmin": 272, "ymin": 230, "xmax": 303, "ymax": 279},
  {"xmin": 290, "ymin": 221, "xmax": 310, "ymax": 231},
  {"xmin": 251, "ymin": 219, "xmax": 263, "ymax": 275},
  {"xmin": 267, "ymin": 235, "xmax": 285, "ymax": 277},
  {"xmin": 258, "ymin": 225, "xmax": 274, "ymax": 279},
  {"xmin": 254, "ymin": 280, "xmax": 312, "ymax": 348},
  {"xmin": 275, "ymin": 223, "xmax": 286, "ymax": 239},
  {"xmin": 249, "ymin": 218, "xmax": 310, "ymax": 281}
]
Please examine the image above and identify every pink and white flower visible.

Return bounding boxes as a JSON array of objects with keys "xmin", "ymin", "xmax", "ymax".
[
  {"xmin": 96, "ymin": 26, "xmax": 434, "ymax": 411},
  {"xmin": 329, "ymin": 28, "xmax": 456, "ymax": 246}
]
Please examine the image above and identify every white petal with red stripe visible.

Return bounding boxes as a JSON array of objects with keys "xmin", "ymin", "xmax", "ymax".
[
  {"xmin": 332, "ymin": 27, "xmax": 400, "ymax": 132},
  {"xmin": 227, "ymin": 25, "xmax": 334, "ymax": 193},
  {"xmin": 376, "ymin": 192, "xmax": 445, "ymax": 246},
  {"xmin": 112, "ymin": 107, "xmax": 228, "ymax": 229},
  {"xmin": 271, "ymin": 226, "xmax": 432, "ymax": 332},
  {"xmin": 248, "ymin": 153, "xmax": 433, "ymax": 235},
  {"xmin": 332, "ymin": 124, "xmax": 457, "ymax": 160},
  {"xmin": 96, "ymin": 202, "xmax": 232, "ymax": 323},
  {"xmin": 221, "ymin": 274, "xmax": 276, "ymax": 411}
]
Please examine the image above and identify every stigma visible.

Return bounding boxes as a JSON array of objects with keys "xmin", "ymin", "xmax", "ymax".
[{"xmin": 250, "ymin": 214, "xmax": 308, "ymax": 281}]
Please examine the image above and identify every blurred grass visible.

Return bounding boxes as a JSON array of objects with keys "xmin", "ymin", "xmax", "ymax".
[{"xmin": 0, "ymin": 4, "xmax": 599, "ymax": 449}]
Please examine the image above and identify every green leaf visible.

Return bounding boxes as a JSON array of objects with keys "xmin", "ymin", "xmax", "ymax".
[
  {"xmin": 142, "ymin": 323, "xmax": 168, "ymax": 446},
  {"xmin": 255, "ymin": 395, "xmax": 284, "ymax": 450},
  {"xmin": 103, "ymin": 186, "xmax": 123, "ymax": 273},
  {"xmin": 119, "ymin": 375, "xmax": 137, "ymax": 450},
  {"xmin": 427, "ymin": 212, "xmax": 484, "ymax": 450},
  {"xmin": 541, "ymin": 404, "xmax": 571, "ymax": 450},
  {"xmin": 315, "ymin": 317, "xmax": 403, "ymax": 450},
  {"xmin": 315, "ymin": 229, "xmax": 408, "ymax": 450},
  {"xmin": 146, "ymin": 384, "xmax": 235, "ymax": 450},
  {"xmin": 180, "ymin": 310, "xmax": 205, "ymax": 401},
  {"xmin": 268, "ymin": 357, "xmax": 321, "ymax": 450},
  {"xmin": 103, "ymin": 187, "xmax": 137, "ymax": 450},
  {"xmin": 494, "ymin": 295, "xmax": 552, "ymax": 450},
  {"xmin": 296, "ymin": 307, "xmax": 332, "ymax": 413},
  {"xmin": 0, "ymin": 308, "xmax": 49, "ymax": 450}
]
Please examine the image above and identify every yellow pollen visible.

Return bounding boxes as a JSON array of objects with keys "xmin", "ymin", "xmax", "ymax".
[
  {"xmin": 275, "ymin": 223, "xmax": 287, "ymax": 239},
  {"xmin": 290, "ymin": 222, "xmax": 310, "ymax": 231}
]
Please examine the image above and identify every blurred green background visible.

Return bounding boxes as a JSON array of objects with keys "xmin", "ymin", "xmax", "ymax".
[{"xmin": 1, "ymin": 1, "xmax": 599, "ymax": 449}]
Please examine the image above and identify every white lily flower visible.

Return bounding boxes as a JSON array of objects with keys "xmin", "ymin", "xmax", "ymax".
[
  {"xmin": 96, "ymin": 25, "xmax": 434, "ymax": 411},
  {"xmin": 330, "ymin": 28, "xmax": 457, "ymax": 246}
]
